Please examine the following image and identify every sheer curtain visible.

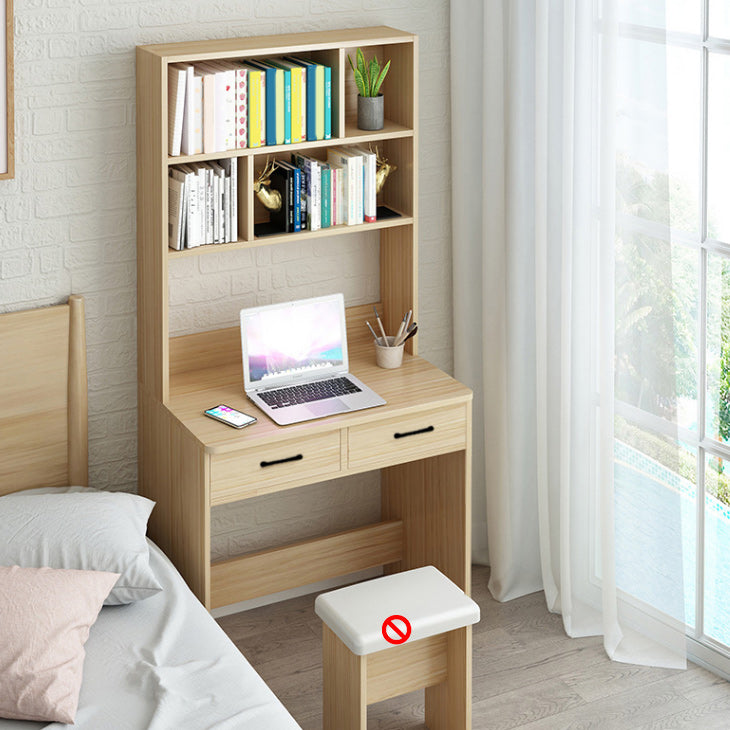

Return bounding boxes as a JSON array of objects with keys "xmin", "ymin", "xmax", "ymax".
[{"xmin": 451, "ymin": 0, "xmax": 687, "ymax": 667}]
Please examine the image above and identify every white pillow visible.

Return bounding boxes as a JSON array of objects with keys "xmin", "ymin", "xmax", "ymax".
[
  {"xmin": 0, "ymin": 487, "xmax": 162, "ymax": 605},
  {"xmin": 0, "ymin": 565, "xmax": 119, "ymax": 723}
]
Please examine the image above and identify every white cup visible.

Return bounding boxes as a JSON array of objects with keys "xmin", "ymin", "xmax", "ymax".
[{"xmin": 374, "ymin": 336, "xmax": 404, "ymax": 369}]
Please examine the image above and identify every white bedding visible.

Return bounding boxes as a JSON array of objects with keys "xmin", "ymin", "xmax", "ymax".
[{"xmin": 0, "ymin": 541, "xmax": 300, "ymax": 730}]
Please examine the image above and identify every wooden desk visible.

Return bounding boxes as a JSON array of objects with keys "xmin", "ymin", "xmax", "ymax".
[{"xmin": 138, "ymin": 312, "xmax": 472, "ymax": 611}]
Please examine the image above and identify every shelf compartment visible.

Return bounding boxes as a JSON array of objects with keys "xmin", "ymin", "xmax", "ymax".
[
  {"xmin": 168, "ymin": 208, "xmax": 413, "ymax": 257},
  {"xmin": 167, "ymin": 120, "xmax": 413, "ymax": 166}
]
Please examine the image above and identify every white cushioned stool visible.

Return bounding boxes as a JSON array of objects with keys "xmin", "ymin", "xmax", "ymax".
[{"xmin": 314, "ymin": 565, "xmax": 480, "ymax": 729}]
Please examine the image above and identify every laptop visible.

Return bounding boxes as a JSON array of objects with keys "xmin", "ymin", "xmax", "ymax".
[{"xmin": 240, "ymin": 293, "xmax": 386, "ymax": 425}]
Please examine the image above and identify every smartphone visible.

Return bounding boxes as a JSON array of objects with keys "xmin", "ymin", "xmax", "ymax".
[{"xmin": 204, "ymin": 404, "xmax": 257, "ymax": 429}]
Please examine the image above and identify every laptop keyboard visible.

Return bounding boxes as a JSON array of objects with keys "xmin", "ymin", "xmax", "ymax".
[{"xmin": 258, "ymin": 377, "xmax": 362, "ymax": 409}]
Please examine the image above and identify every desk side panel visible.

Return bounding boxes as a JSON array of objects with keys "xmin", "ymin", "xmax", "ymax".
[{"xmin": 139, "ymin": 386, "xmax": 211, "ymax": 607}]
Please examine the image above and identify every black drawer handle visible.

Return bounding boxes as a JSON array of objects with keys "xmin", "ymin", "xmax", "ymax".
[
  {"xmin": 260, "ymin": 454, "xmax": 303, "ymax": 468},
  {"xmin": 394, "ymin": 425, "xmax": 435, "ymax": 439}
]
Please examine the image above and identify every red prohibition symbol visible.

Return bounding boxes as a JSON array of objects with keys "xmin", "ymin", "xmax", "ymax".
[{"xmin": 382, "ymin": 615, "xmax": 412, "ymax": 645}]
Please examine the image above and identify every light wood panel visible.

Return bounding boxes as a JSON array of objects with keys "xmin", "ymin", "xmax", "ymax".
[
  {"xmin": 425, "ymin": 626, "xmax": 471, "ymax": 730},
  {"xmin": 138, "ymin": 386, "xmax": 211, "ymax": 606},
  {"xmin": 367, "ymin": 633, "xmax": 448, "ymax": 704},
  {"xmin": 210, "ymin": 520, "xmax": 403, "ymax": 609},
  {"xmin": 0, "ymin": 297, "xmax": 87, "ymax": 496},
  {"xmin": 323, "ymin": 624, "xmax": 366, "ymax": 730},
  {"xmin": 1, "ymin": 0, "xmax": 13, "ymax": 181}
]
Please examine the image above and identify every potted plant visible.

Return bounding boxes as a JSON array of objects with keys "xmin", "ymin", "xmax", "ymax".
[{"xmin": 348, "ymin": 48, "xmax": 390, "ymax": 131}]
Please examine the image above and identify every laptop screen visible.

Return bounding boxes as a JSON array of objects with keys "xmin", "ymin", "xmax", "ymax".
[{"xmin": 241, "ymin": 294, "xmax": 348, "ymax": 389}]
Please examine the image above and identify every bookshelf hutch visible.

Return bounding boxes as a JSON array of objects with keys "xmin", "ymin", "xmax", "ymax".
[{"xmin": 136, "ymin": 32, "xmax": 473, "ymax": 714}]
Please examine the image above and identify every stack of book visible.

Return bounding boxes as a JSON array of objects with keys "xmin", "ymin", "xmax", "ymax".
[
  {"xmin": 168, "ymin": 56, "xmax": 332, "ymax": 155},
  {"xmin": 168, "ymin": 159, "xmax": 237, "ymax": 250},
  {"xmin": 256, "ymin": 146, "xmax": 378, "ymax": 236}
]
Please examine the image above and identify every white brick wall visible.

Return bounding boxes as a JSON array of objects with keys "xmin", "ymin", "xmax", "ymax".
[{"xmin": 0, "ymin": 0, "xmax": 452, "ymax": 565}]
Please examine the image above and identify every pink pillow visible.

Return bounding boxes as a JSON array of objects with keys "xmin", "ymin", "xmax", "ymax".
[{"xmin": 0, "ymin": 565, "xmax": 119, "ymax": 723}]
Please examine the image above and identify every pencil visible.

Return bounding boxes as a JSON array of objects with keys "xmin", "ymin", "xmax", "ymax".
[{"xmin": 374, "ymin": 306, "xmax": 389, "ymax": 346}]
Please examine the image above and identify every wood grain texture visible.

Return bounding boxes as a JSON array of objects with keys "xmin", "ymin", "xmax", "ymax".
[
  {"xmin": 1, "ymin": 0, "xmax": 13, "ymax": 181},
  {"xmin": 323, "ymin": 624, "xmax": 367, "ymax": 730},
  {"xmin": 425, "ymin": 626, "xmax": 471, "ymax": 730},
  {"xmin": 0, "ymin": 298, "xmax": 88, "ymax": 496},
  {"xmin": 67, "ymin": 294, "xmax": 88, "ymax": 487},
  {"xmin": 219, "ymin": 565, "xmax": 730, "ymax": 730},
  {"xmin": 210, "ymin": 520, "xmax": 403, "ymax": 609},
  {"xmin": 367, "ymin": 633, "xmax": 447, "ymax": 704}
]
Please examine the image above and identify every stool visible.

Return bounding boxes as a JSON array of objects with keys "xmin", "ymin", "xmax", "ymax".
[{"xmin": 314, "ymin": 566, "xmax": 480, "ymax": 730}]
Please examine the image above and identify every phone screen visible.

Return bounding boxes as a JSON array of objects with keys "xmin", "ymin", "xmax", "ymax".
[{"xmin": 204, "ymin": 405, "xmax": 257, "ymax": 429}]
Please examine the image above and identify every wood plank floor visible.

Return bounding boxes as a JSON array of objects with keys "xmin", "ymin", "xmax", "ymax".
[{"xmin": 217, "ymin": 565, "xmax": 730, "ymax": 729}]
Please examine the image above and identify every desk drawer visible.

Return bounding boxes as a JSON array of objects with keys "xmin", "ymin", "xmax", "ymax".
[
  {"xmin": 210, "ymin": 431, "xmax": 341, "ymax": 505},
  {"xmin": 348, "ymin": 404, "xmax": 467, "ymax": 471}
]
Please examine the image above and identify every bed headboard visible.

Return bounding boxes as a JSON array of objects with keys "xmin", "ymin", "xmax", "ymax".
[{"xmin": 0, "ymin": 295, "xmax": 88, "ymax": 496}]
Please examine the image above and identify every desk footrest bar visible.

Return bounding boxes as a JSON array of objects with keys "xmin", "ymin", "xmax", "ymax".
[{"xmin": 210, "ymin": 520, "xmax": 404, "ymax": 609}]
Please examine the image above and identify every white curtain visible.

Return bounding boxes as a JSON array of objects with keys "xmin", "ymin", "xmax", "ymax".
[{"xmin": 451, "ymin": 0, "xmax": 687, "ymax": 667}]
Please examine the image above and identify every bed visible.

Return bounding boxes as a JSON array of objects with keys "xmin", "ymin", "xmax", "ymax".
[{"xmin": 0, "ymin": 296, "xmax": 300, "ymax": 729}]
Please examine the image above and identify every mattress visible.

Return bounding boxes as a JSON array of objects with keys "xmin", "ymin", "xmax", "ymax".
[{"xmin": 0, "ymin": 541, "xmax": 300, "ymax": 729}]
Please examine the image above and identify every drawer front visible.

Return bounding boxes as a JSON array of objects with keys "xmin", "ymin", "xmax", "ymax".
[
  {"xmin": 210, "ymin": 431, "xmax": 341, "ymax": 505},
  {"xmin": 348, "ymin": 404, "xmax": 467, "ymax": 471}
]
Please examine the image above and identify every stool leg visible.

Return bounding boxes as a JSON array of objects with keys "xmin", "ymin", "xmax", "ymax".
[
  {"xmin": 322, "ymin": 625, "xmax": 367, "ymax": 730},
  {"xmin": 425, "ymin": 626, "xmax": 471, "ymax": 730}
]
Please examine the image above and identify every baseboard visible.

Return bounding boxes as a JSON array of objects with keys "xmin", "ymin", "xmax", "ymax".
[{"xmin": 211, "ymin": 566, "xmax": 383, "ymax": 619}]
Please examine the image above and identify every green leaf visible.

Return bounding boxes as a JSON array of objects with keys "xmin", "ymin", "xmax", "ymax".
[
  {"xmin": 353, "ymin": 68, "xmax": 367, "ymax": 97},
  {"xmin": 347, "ymin": 54, "xmax": 356, "ymax": 74},
  {"xmin": 369, "ymin": 58, "xmax": 380, "ymax": 95},
  {"xmin": 356, "ymin": 48, "xmax": 367, "ymax": 79},
  {"xmin": 371, "ymin": 59, "xmax": 390, "ymax": 97}
]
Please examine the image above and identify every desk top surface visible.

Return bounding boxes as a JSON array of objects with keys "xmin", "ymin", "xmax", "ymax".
[{"xmin": 167, "ymin": 340, "xmax": 472, "ymax": 454}]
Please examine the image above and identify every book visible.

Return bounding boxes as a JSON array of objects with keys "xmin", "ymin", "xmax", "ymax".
[
  {"xmin": 329, "ymin": 163, "xmax": 338, "ymax": 226},
  {"xmin": 173, "ymin": 164, "xmax": 202, "ymax": 247},
  {"xmin": 327, "ymin": 148, "xmax": 362, "ymax": 225},
  {"xmin": 274, "ymin": 58, "xmax": 305, "ymax": 142},
  {"xmin": 173, "ymin": 64, "xmax": 196, "ymax": 155},
  {"xmin": 352, "ymin": 145, "xmax": 377, "ymax": 223},
  {"xmin": 220, "ymin": 158, "xmax": 238, "ymax": 242},
  {"xmin": 233, "ymin": 65, "xmax": 248, "ymax": 149},
  {"xmin": 247, "ymin": 60, "xmax": 282, "ymax": 146},
  {"xmin": 267, "ymin": 60, "xmax": 292, "ymax": 145},
  {"xmin": 324, "ymin": 65, "xmax": 332, "ymax": 140},
  {"xmin": 196, "ymin": 67, "xmax": 216, "ymax": 154},
  {"xmin": 277, "ymin": 161, "xmax": 301, "ymax": 232},
  {"xmin": 196, "ymin": 61, "xmax": 236, "ymax": 151},
  {"xmin": 241, "ymin": 62, "xmax": 266, "ymax": 147},
  {"xmin": 285, "ymin": 56, "xmax": 319, "ymax": 141},
  {"xmin": 167, "ymin": 65, "xmax": 187, "ymax": 156},
  {"xmin": 209, "ymin": 161, "xmax": 226, "ymax": 243},
  {"xmin": 292, "ymin": 153, "xmax": 321, "ymax": 231},
  {"xmin": 168, "ymin": 173, "xmax": 185, "ymax": 250},
  {"xmin": 320, "ymin": 163, "xmax": 331, "ymax": 228}
]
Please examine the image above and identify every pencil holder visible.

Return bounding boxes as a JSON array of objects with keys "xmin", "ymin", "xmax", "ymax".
[{"xmin": 374, "ymin": 336, "xmax": 404, "ymax": 369}]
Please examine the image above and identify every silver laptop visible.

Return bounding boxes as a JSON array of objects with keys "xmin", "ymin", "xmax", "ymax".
[{"xmin": 240, "ymin": 293, "xmax": 386, "ymax": 425}]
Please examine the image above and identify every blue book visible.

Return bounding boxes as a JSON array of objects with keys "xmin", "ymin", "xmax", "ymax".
[
  {"xmin": 285, "ymin": 56, "xmax": 318, "ymax": 141},
  {"xmin": 268, "ymin": 60, "xmax": 292, "ymax": 144},
  {"xmin": 321, "ymin": 164, "xmax": 331, "ymax": 228},
  {"xmin": 324, "ymin": 65, "xmax": 331, "ymax": 140},
  {"xmin": 247, "ymin": 60, "xmax": 278, "ymax": 145}
]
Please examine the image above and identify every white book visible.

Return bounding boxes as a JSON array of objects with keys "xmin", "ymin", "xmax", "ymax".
[
  {"xmin": 196, "ymin": 62, "xmax": 235, "ymax": 152},
  {"xmin": 196, "ymin": 67, "xmax": 216, "ymax": 154},
  {"xmin": 352, "ymin": 146, "xmax": 376, "ymax": 223},
  {"xmin": 327, "ymin": 148, "xmax": 362, "ymax": 225},
  {"xmin": 175, "ymin": 165, "xmax": 200, "ymax": 247},
  {"xmin": 167, "ymin": 65, "xmax": 187, "ymax": 156},
  {"xmin": 221, "ymin": 158, "xmax": 238, "ymax": 242},
  {"xmin": 175, "ymin": 64, "xmax": 196, "ymax": 156},
  {"xmin": 328, "ymin": 160, "xmax": 345, "ymax": 227},
  {"xmin": 209, "ymin": 161, "xmax": 226, "ymax": 244},
  {"xmin": 168, "ymin": 173, "xmax": 185, "ymax": 250}
]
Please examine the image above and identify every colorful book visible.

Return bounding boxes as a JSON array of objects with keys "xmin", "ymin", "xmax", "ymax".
[
  {"xmin": 285, "ymin": 56, "xmax": 320, "ymax": 141},
  {"xmin": 233, "ymin": 64, "xmax": 248, "ymax": 149},
  {"xmin": 275, "ymin": 59, "xmax": 305, "ymax": 142},
  {"xmin": 241, "ymin": 62, "xmax": 266, "ymax": 147},
  {"xmin": 247, "ymin": 60, "xmax": 282, "ymax": 146},
  {"xmin": 320, "ymin": 163, "xmax": 331, "ymax": 228},
  {"xmin": 267, "ymin": 60, "xmax": 292, "ymax": 145},
  {"xmin": 324, "ymin": 65, "xmax": 332, "ymax": 140},
  {"xmin": 292, "ymin": 153, "xmax": 320, "ymax": 231},
  {"xmin": 167, "ymin": 65, "xmax": 187, "ymax": 156}
]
